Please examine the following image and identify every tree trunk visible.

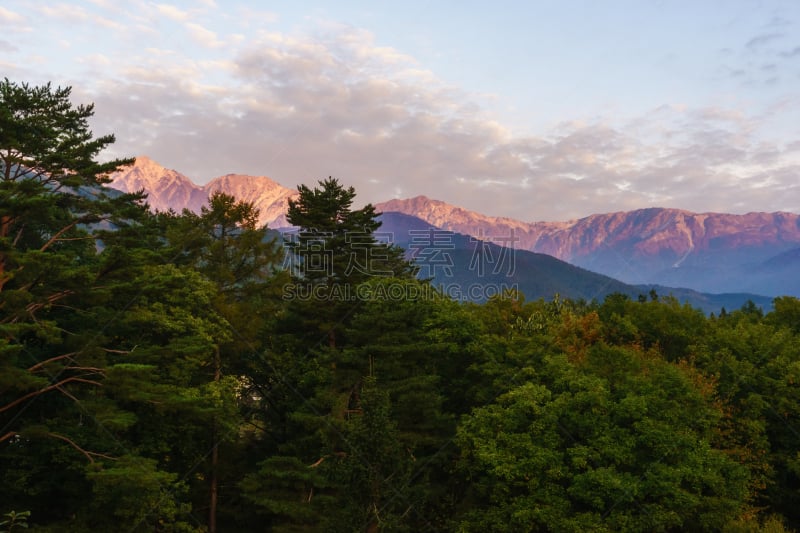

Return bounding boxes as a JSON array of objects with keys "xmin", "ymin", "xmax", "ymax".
[
  {"xmin": 0, "ymin": 215, "xmax": 10, "ymax": 292},
  {"xmin": 328, "ymin": 328, "xmax": 336, "ymax": 349},
  {"xmin": 209, "ymin": 434, "xmax": 219, "ymax": 533},
  {"xmin": 209, "ymin": 346, "xmax": 221, "ymax": 533}
]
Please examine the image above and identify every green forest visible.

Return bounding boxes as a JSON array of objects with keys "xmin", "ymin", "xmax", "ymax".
[{"xmin": 2, "ymin": 79, "xmax": 800, "ymax": 533}]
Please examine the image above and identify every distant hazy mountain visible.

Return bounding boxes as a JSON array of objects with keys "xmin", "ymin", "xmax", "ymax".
[
  {"xmin": 377, "ymin": 197, "xmax": 800, "ymax": 296},
  {"xmin": 108, "ymin": 157, "xmax": 800, "ymax": 298},
  {"xmin": 752, "ymin": 247, "xmax": 800, "ymax": 296},
  {"xmin": 377, "ymin": 212, "xmax": 774, "ymax": 313},
  {"xmin": 378, "ymin": 211, "xmax": 634, "ymax": 301}
]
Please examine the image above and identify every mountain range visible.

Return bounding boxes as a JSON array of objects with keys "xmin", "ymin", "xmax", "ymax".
[
  {"xmin": 377, "ymin": 212, "xmax": 773, "ymax": 313},
  {"xmin": 377, "ymin": 197, "xmax": 800, "ymax": 296},
  {"xmin": 109, "ymin": 156, "xmax": 296, "ymax": 227},
  {"xmin": 109, "ymin": 156, "xmax": 800, "ymax": 299}
]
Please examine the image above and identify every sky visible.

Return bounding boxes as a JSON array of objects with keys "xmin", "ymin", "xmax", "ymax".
[{"xmin": 2, "ymin": 0, "xmax": 800, "ymax": 221}]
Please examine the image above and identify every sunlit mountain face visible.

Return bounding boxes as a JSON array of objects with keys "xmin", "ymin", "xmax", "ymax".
[{"xmin": 110, "ymin": 157, "xmax": 800, "ymax": 299}]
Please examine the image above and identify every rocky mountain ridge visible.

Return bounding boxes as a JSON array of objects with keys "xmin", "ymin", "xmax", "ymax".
[
  {"xmin": 109, "ymin": 156, "xmax": 297, "ymax": 227},
  {"xmin": 108, "ymin": 156, "xmax": 800, "ymax": 296},
  {"xmin": 376, "ymin": 197, "xmax": 800, "ymax": 295},
  {"xmin": 378, "ymin": 196, "xmax": 800, "ymax": 261}
]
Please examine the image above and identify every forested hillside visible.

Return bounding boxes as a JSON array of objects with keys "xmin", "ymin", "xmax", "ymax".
[{"xmin": 3, "ymin": 80, "xmax": 800, "ymax": 532}]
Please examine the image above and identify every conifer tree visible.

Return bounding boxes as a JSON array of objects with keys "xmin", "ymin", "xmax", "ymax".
[
  {"xmin": 0, "ymin": 78, "xmax": 139, "ymax": 447},
  {"xmin": 165, "ymin": 192, "xmax": 286, "ymax": 531},
  {"xmin": 245, "ymin": 179, "xmax": 417, "ymax": 530},
  {"xmin": 283, "ymin": 177, "xmax": 414, "ymax": 348},
  {"xmin": 0, "ymin": 78, "xmax": 136, "ymax": 291},
  {"xmin": 0, "ymin": 80, "xmax": 208, "ymax": 530}
]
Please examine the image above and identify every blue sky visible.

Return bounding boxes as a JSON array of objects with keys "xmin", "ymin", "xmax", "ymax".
[{"xmin": 2, "ymin": 0, "xmax": 799, "ymax": 220}]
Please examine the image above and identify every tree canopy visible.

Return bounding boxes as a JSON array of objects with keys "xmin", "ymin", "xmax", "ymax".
[{"xmin": 3, "ymin": 80, "xmax": 800, "ymax": 532}]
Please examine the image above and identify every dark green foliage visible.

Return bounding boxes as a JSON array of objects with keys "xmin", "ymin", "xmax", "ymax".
[
  {"xmin": 286, "ymin": 177, "xmax": 415, "ymax": 285},
  {"xmin": 0, "ymin": 510, "xmax": 30, "ymax": 532},
  {"xmin": 281, "ymin": 177, "xmax": 415, "ymax": 349},
  {"xmin": 0, "ymin": 78, "xmax": 138, "ymax": 291},
  {"xmin": 4, "ymin": 79, "xmax": 800, "ymax": 532},
  {"xmin": 456, "ymin": 346, "xmax": 749, "ymax": 532}
]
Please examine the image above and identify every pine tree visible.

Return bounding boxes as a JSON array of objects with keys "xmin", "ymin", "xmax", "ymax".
[
  {"xmin": 0, "ymin": 78, "xmax": 143, "ymax": 444},
  {"xmin": 244, "ymin": 179, "xmax": 417, "ymax": 530},
  {"xmin": 0, "ymin": 78, "xmax": 136, "ymax": 291},
  {"xmin": 165, "ymin": 192, "xmax": 287, "ymax": 531},
  {"xmin": 0, "ymin": 80, "xmax": 213, "ymax": 529},
  {"xmin": 0, "ymin": 78, "xmax": 139, "ymax": 450},
  {"xmin": 283, "ymin": 177, "xmax": 415, "ymax": 349}
]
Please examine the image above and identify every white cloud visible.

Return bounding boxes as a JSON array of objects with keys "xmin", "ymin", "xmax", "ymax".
[
  {"xmin": 77, "ymin": 53, "xmax": 112, "ymax": 67},
  {"xmin": 185, "ymin": 22, "xmax": 225, "ymax": 48},
  {"xmin": 154, "ymin": 3, "xmax": 189, "ymax": 21},
  {"xmin": 35, "ymin": 2, "xmax": 122, "ymax": 30},
  {"xmin": 54, "ymin": 20, "xmax": 798, "ymax": 221},
  {"xmin": 145, "ymin": 47, "xmax": 177, "ymax": 57},
  {"xmin": 0, "ymin": 39, "xmax": 19, "ymax": 53},
  {"xmin": 0, "ymin": 6, "xmax": 23, "ymax": 23}
]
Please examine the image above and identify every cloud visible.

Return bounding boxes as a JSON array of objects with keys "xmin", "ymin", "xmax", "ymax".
[
  {"xmin": 77, "ymin": 24, "xmax": 798, "ymax": 221},
  {"xmin": 154, "ymin": 3, "xmax": 189, "ymax": 22},
  {"xmin": 77, "ymin": 53, "xmax": 112, "ymax": 68},
  {"xmin": 746, "ymin": 32, "xmax": 784, "ymax": 49},
  {"xmin": 36, "ymin": 2, "xmax": 122, "ymax": 30},
  {"xmin": 185, "ymin": 22, "xmax": 225, "ymax": 48},
  {"xmin": 0, "ymin": 6, "xmax": 23, "ymax": 23},
  {"xmin": 0, "ymin": 39, "xmax": 19, "ymax": 53},
  {"xmin": 780, "ymin": 46, "xmax": 800, "ymax": 58}
]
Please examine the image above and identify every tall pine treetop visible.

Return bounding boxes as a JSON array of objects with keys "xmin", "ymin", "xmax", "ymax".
[
  {"xmin": 0, "ymin": 79, "xmax": 138, "ymax": 292},
  {"xmin": 287, "ymin": 176, "xmax": 380, "ymax": 234},
  {"xmin": 0, "ymin": 78, "xmax": 133, "ymax": 187}
]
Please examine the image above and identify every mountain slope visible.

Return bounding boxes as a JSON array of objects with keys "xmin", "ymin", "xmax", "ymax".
[
  {"xmin": 376, "ymin": 197, "xmax": 800, "ymax": 262},
  {"xmin": 376, "ymin": 197, "xmax": 800, "ymax": 296},
  {"xmin": 205, "ymin": 174, "xmax": 296, "ymax": 228},
  {"xmin": 752, "ymin": 247, "xmax": 800, "ymax": 296},
  {"xmin": 108, "ymin": 155, "xmax": 207, "ymax": 213},
  {"xmin": 378, "ymin": 212, "xmax": 634, "ymax": 302},
  {"xmin": 108, "ymin": 157, "xmax": 800, "ymax": 297},
  {"xmin": 378, "ymin": 212, "xmax": 773, "ymax": 312},
  {"xmin": 109, "ymin": 157, "xmax": 297, "ymax": 227}
]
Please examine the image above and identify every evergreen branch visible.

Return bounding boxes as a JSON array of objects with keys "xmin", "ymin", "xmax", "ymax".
[
  {"xmin": 27, "ymin": 351, "xmax": 80, "ymax": 372},
  {"xmin": 54, "ymin": 384, "xmax": 81, "ymax": 405},
  {"xmin": 47, "ymin": 236, "xmax": 97, "ymax": 243},
  {"xmin": 38, "ymin": 219, "xmax": 82, "ymax": 252},
  {"xmin": 10, "ymin": 289, "xmax": 76, "ymax": 318},
  {"xmin": 101, "ymin": 347, "xmax": 134, "ymax": 354},
  {"xmin": 309, "ymin": 451, "xmax": 347, "ymax": 468},
  {"xmin": 46, "ymin": 432, "xmax": 116, "ymax": 463},
  {"xmin": 0, "ymin": 376, "xmax": 103, "ymax": 413},
  {"xmin": 12, "ymin": 224, "xmax": 24, "ymax": 246}
]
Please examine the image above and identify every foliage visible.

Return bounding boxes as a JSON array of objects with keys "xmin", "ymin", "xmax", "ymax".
[
  {"xmin": 456, "ymin": 344, "xmax": 749, "ymax": 532},
  {"xmin": 0, "ymin": 510, "xmax": 30, "ymax": 532},
  {"xmin": 4, "ymin": 79, "xmax": 800, "ymax": 532}
]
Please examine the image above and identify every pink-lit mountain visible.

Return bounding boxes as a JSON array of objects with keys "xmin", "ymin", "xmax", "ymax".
[
  {"xmin": 108, "ymin": 157, "xmax": 800, "ymax": 296},
  {"xmin": 378, "ymin": 197, "xmax": 800, "ymax": 295},
  {"xmin": 109, "ymin": 156, "xmax": 296, "ymax": 228}
]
